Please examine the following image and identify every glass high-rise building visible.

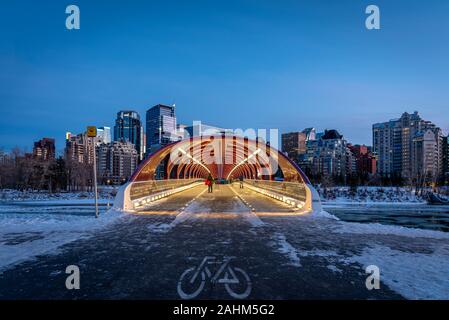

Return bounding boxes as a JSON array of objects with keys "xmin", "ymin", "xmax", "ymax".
[
  {"xmin": 97, "ymin": 126, "xmax": 112, "ymax": 145},
  {"xmin": 114, "ymin": 111, "xmax": 144, "ymax": 161},
  {"xmin": 146, "ymin": 104, "xmax": 178, "ymax": 154}
]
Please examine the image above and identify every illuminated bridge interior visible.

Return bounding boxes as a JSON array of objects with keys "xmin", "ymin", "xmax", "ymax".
[{"xmin": 114, "ymin": 135, "xmax": 321, "ymax": 215}]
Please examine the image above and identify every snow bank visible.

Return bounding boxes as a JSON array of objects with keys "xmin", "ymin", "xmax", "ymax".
[
  {"xmin": 310, "ymin": 210, "xmax": 340, "ymax": 220},
  {"xmin": 0, "ymin": 209, "xmax": 124, "ymax": 272},
  {"xmin": 319, "ymin": 187, "xmax": 426, "ymax": 204},
  {"xmin": 0, "ymin": 189, "xmax": 115, "ymax": 203},
  {"xmin": 335, "ymin": 220, "xmax": 449, "ymax": 240}
]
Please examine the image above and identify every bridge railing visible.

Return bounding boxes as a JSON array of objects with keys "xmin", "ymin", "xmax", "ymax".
[
  {"xmin": 243, "ymin": 179, "xmax": 307, "ymax": 203},
  {"xmin": 130, "ymin": 179, "xmax": 202, "ymax": 201}
]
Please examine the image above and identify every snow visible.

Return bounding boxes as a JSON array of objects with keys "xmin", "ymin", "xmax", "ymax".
[
  {"xmin": 311, "ymin": 210, "xmax": 340, "ymax": 220},
  {"xmin": 12, "ymin": 199, "xmax": 114, "ymax": 205},
  {"xmin": 300, "ymin": 249, "xmax": 341, "ymax": 258},
  {"xmin": 307, "ymin": 208, "xmax": 449, "ymax": 298},
  {"xmin": 2, "ymin": 186, "xmax": 449, "ymax": 299},
  {"xmin": 0, "ymin": 209, "xmax": 124, "ymax": 272},
  {"xmin": 0, "ymin": 189, "xmax": 115, "ymax": 203},
  {"xmin": 146, "ymin": 202, "xmax": 201, "ymax": 233},
  {"xmin": 270, "ymin": 215, "xmax": 449, "ymax": 298},
  {"xmin": 297, "ymin": 249, "xmax": 344, "ymax": 273},
  {"xmin": 146, "ymin": 189, "xmax": 208, "ymax": 233},
  {"xmin": 229, "ymin": 189, "xmax": 266, "ymax": 227},
  {"xmin": 344, "ymin": 245, "xmax": 449, "ymax": 299},
  {"xmin": 240, "ymin": 204, "xmax": 266, "ymax": 228},
  {"xmin": 309, "ymin": 205, "xmax": 449, "ymax": 240},
  {"xmin": 324, "ymin": 200, "xmax": 424, "ymax": 206},
  {"xmin": 319, "ymin": 186, "xmax": 426, "ymax": 205},
  {"xmin": 271, "ymin": 233, "xmax": 302, "ymax": 267},
  {"xmin": 334, "ymin": 220, "xmax": 449, "ymax": 240},
  {"xmin": 326, "ymin": 264, "xmax": 343, "ymax": 273}
]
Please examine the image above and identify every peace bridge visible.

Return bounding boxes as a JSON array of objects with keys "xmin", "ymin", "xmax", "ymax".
[{"xmin": 115, "ymin": 135, "xmax": 321, "ymax": 215}]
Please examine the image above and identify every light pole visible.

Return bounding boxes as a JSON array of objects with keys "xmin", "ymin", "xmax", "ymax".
[
  {"xmin": 93, "ymin": 138, "xmax": 99, "ymax": 218},
  {"xmin": 87, "ymin": 126, "xmax": 99, "ymax": 218}
]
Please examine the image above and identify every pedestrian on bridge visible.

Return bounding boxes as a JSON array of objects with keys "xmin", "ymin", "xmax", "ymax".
[
  {"xmin": 206, "ymin": 174, "xmax": 214, "ymax": 193},
  {"xmin": 239, "ymin": 175, "xmax": 244, "ymax": 189}
]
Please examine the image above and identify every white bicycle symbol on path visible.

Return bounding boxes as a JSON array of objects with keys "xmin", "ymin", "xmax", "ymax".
[{"xmin": 177, "ymin": 256, "xmax": 252, "ymax": 299}]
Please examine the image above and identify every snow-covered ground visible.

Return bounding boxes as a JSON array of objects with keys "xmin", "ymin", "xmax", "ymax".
[
  {"xmin": 0, "ymin": 207, "xmax": 124, "ymax": 272},
  {"xmin": 1, "ymin": 186, "xmax": 448, "ymax": 299},
  {"xmin": 319, "ymin": 186, "xmax": 426, "ymax": 204},
  {"xmin": 0, "ymin": 188, "xmax": 126, "ymax": 272},
  {"xmin": 343, "ymin": 244, "xmax": 449, "ymax": 299},
  {"xmin": 306, "ymin": 210, "xmax": 449, "ymax": 299},
  {"xmin": 0, "ymin": 188, "xmax": 116, "ymax": 203}
]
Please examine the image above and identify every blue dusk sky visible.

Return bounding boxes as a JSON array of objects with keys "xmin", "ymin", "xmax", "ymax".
[{"xmin": 1, "ymin": 0, "xmax": 448, "ymax": 153}]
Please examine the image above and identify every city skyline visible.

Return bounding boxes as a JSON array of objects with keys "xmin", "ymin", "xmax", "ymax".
[
  {"xmin": 1, "ymin": 0, "xmax": 449, "ymax": 151},
  {"xmin": 3, "ymin": 107, "xmax": 445, "ymax": 156}
]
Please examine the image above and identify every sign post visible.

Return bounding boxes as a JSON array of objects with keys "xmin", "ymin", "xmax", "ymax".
[{"xmin": 87, "ymin": 126, "xmax": 99, "ymax": 218}]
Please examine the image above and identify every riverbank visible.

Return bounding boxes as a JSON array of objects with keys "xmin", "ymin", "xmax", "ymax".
[
  {"xmin": 318, "ymin": 186, "xmax": 427, "ymax": 204},
  {"xmin": 0, "ymin": 188, "xmax": 116, "ymax": 203}
]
